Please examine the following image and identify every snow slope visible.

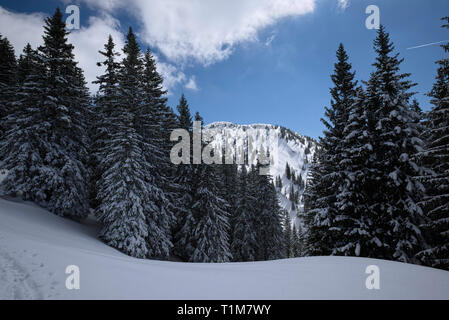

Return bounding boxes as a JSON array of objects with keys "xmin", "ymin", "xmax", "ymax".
[
  {"xmin": 204, "ymin": 122, "xmax": 317, "ymax": 228},
  {"xmin": 1, "ymin": 198, "xmax": 448, "ymax": 300}
]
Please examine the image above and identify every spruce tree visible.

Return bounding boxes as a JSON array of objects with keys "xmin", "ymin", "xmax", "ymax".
[
  {"xmin": 189, "ymin": 164, "xmax": 231, "ymax": 262},
  {"xmin": 177, "ymin": 94, "xmax": 193, "ymax": 129},
  {"xmin": 303, "ymin": 44, "xmax": 357, "ymax": 256},
  {"xmin": 0, "ymin": 34, "xmax": 17, "ymax": 139},
  {"xmin": 292, "ymin": 224, "xmax": 303, "ymax": 257},
  {"xmin": 221, "ymin": 163, "xmax": 239, "ymax": 248},
  {"xmin": 1, "ymin": 45, "xmax": 46, "ymax": 199},
  {"xmin": 285, "ymin": 162, "xmax": 291, "ymax": 180},
  {"xmin": 303, "ymin": 149, "xmax": 335, "ymax": 255},
  {"xmin": 90, "ymin": 35, "xmax": 121, "ymax": 210},
  {"xmin": 96, "ymin": 28, "xmax": 150, "ymax": 258},
  {"xmin": 334, "ymin": 87, "xmax": 374, "ymax": 257},
  {"xmin": 139, "ymin": 45, "xmax": 173, "ymax": 258},
  {"xmin": 16, "ymin": 45, "xmax": 33, "ymax": 85},
  {"xmin": 275, "ymin": 175, "xmax": 283, "ymax": 189},
  {"xmin": 188, "ymin": 114, "xmax": 231, "ymax": 262},
  {"xmin": 252, "ymin": 167, "xmax": 284, "ymax": 261},
  {"xmin": 283, "ymin": 210, "xmax": 292, "ymax": 258},
  {"xmin": 172, "ymin": 95, "xmax": 195, "ymax": 260},
  {"xmin": 193, "ymin": 111, "xmax": 201, "ymax": 122},
  {"xmin": 35, "ymin": 8, "xmax": 90, "ymax": 218},
  {"xmin": 416, "ymin": 17, "xmax": 449, "ymax": 270},
  {"xmin": 231, "ymin": 165, "xmax": 257, "ymax": 261},
  {"xmin": 1, "ymin": 10, "xmax": 89, "ymax": 219},
  {"xmin": 141, "ymin": 47, "xmax": 179, "ymax": 243},
  {"xmin": 321, "ymin": 44, "xmax": 366, "ymax": 257},
  {"xmin": 362, "ymin": 26, "xmax": 426, "ymax": 262}
]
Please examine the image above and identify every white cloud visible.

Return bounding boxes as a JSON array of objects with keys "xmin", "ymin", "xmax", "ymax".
[
  {"xmin": 75, "ymin": 0, "xmax": 316, "ymax": 66},
  {"xmin": 337, "ymin": 0, "xmax": 349, "ymax": 10},
  {"xmin": 0, "ymin": 7, "xmax": 45, "ymax": 55},
  {"xmin": 153, "ymin": 56, "xmax": 188, "ymax": 93},
  {"xmin": 2, "ymin": 1, "xmax": 345, "ymax": 93},
  {"xmin": 64, "ymin": 0, "xmax": 122, "ymax": 12},
  {"xmin": 185, "ymin": 76, "xmax": 199, "ymax": 91},
  {"xmin": 0, "ymin": 6, "xmax": 187, "ymax": 93}
]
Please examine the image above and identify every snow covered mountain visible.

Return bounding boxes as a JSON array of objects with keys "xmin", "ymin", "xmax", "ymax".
[
  {"xmin": 1, "ymin": 198, "xmax": 448, "ymax": 299},
  {"xmin": 204, "ymin": 122, "xmax": 317, "ymax": 228}
]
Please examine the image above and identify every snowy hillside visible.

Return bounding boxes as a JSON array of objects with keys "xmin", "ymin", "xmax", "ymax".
[
  {"xmin": 1, "ymin": 192, "xmax": 448, "ymax": 299},
  {"xmin": 204, "ymin": 122, "xmax": 317, "ymax": 227}
]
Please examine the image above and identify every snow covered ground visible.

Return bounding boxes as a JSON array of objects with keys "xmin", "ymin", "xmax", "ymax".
[{"xmin": 0, "ymin": 198, "xmax": 448, "ymax": 300}]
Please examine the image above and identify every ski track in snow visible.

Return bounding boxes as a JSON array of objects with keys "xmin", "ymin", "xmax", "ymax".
[
  {"xmin": 0, "ymin": 228, "xmax": 60, "ymax": 300},
  {"xmin": 0, "ymin": 247, "xmax": 44, "ymax": 299}
]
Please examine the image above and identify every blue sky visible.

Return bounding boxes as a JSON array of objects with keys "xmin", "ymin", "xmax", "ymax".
[{"xmin": 1, "ymin": 0, "xmax": 448, "ymax": 138}]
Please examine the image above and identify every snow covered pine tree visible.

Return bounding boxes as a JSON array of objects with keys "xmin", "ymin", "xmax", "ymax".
[
  {"xmin": 96, "ymin": 28, "xmax": 172, "ymax": 259},
  {"xmin": 303, "ymin": 44, "xmax": 357, "ymax": 256},
  {"xmin": 417, "ymin": 17, "xmax": 449, "ymax": 270},
  {"xmin": 172, "ymin": 95, "xmax": 195, "ymax": 260},
  {"xmin": 0, "ymin": 34, "xmax": 17, "ymax": 140},
  {"xmin": 1, "ymin": 9, "xmax": 90, "ymax": 219},
  {"xmin": 231, "ymin": 165, "xmax": 258, "ymax": 262},
  {"xmin": 305, "ymin": 28, "xmax": 427, "ymax": 263},
  {"xmin": 188, "ymin": 113, "xmax": 232, "ymax": 262},
  {"xmin": 361, "ymin": 26, "xmax": 426, "ymax": 263}
]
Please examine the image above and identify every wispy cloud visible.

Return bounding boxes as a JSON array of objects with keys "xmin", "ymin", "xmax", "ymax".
[
  {"xmin": 0, "ymin": 7, "xmax": 46, "ymax": 53},
  {"xmin": 185, "ymin": 76, "xmax": 199, "ymax": 91},
  {"xmin": 75, "ymin": 0, "xmax": 316, "ymax": 66},
  {"xmin": 2, "ymin": 1, "xmax": 348, "ymax": 93},
  {"xmin": 265, "ymin": 33, "xmax": 276, "ymax": 47},
  {"xmin": 337, "ymin": 0, "xmax": 349, "ymax": 10},
  {"xmin": 407, "ymin": 40, "xmax": 449, "ymax": 50}
]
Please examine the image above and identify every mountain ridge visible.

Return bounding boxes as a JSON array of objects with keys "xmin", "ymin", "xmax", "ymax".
[{"xmin": 204, "ymin": 121, "xmax": 318, "ymax": 228}]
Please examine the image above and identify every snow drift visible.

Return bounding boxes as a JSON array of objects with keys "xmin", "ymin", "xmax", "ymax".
[{"xmin": 0, "ymin": 198, "xmax": 448, "ymax": 300}]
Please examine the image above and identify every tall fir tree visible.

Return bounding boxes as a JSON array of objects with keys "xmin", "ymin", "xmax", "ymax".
[
  {"xmin": 96, "ymin": 28, "xmax": 150, "ymax": 258},
  {"xmin": 188, "ymin": 113, "xmax": 232, "ymax": 262},
  {"xmin": 361, "ymin": 26, "xmax": 426, "ymax": 262},
  {"xmin": 36, "ymin": 8, "xmax": 90, "ymax": 218},
  {"xmin": 2, "ymin": 9, "xmax": 90, "ymax": 219},
  {"xmin": 220, "ymin": 162, "xmax": 239, "ymax": 248},
  {"xmin": 231, "ymin": 165, "xmax": 258, "ymax": 261},
  {"xmin": 172, "ymin": 94, "xmax": 195, "ymax": 260},
  {"xmin": 141, "ymin": 47, "xmax": 179, "ymax": 242},
  {"xmin": 283, "ymin": 210, "xmax": 293, "ymax": 258},
  {"xmin": 292, "ymin": 224, "xmax": 303, "ymax": 257},
  {"xmin": 416, "ymin": 17, "xmax": 449, "ymax": 270},
  {"xmin": 0, "ymin": 34, "xmax": 17, "ymax": 140},
  {"xmin": 189, "ymin": 164, "xmax": 232, "ymax": 262},
  {"xmin": 177, "ymin": 94, "xmax": 193, "ymax": 130},
  {"xmin": 16, "ymin": 44, "xmax": 34, "ymax": 85},
  {"xmin": 285, "ymin": 162, "xmax": 291, "ymax": 180},
  {"xmin": 303, "ymin": 149, "xmax": 336, "ymax": 255},
  {"xmin": 252, "ymin": 166, "xmax": 284, "ymax": 261},
  {"xmin": 1, "ymin": 44, "xmax": 46, "ymax": 200},
  {"xmin": 139, "ymin": 46, "xmax": 173, "ymax": 258},
  {"xmin": 322, "ymin": 44, "xmax": 369, "ymax": 257},
  {"xmin": 333, "ymin": 86, "xmax": 374, "ymax": 257},
  {"xmin": 303, "ymin": 44, "xmax": 357, "ymax": 256},
  {"xmin": 90, "ymin": 35, "xmax": 121, "ymax": 210}
]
